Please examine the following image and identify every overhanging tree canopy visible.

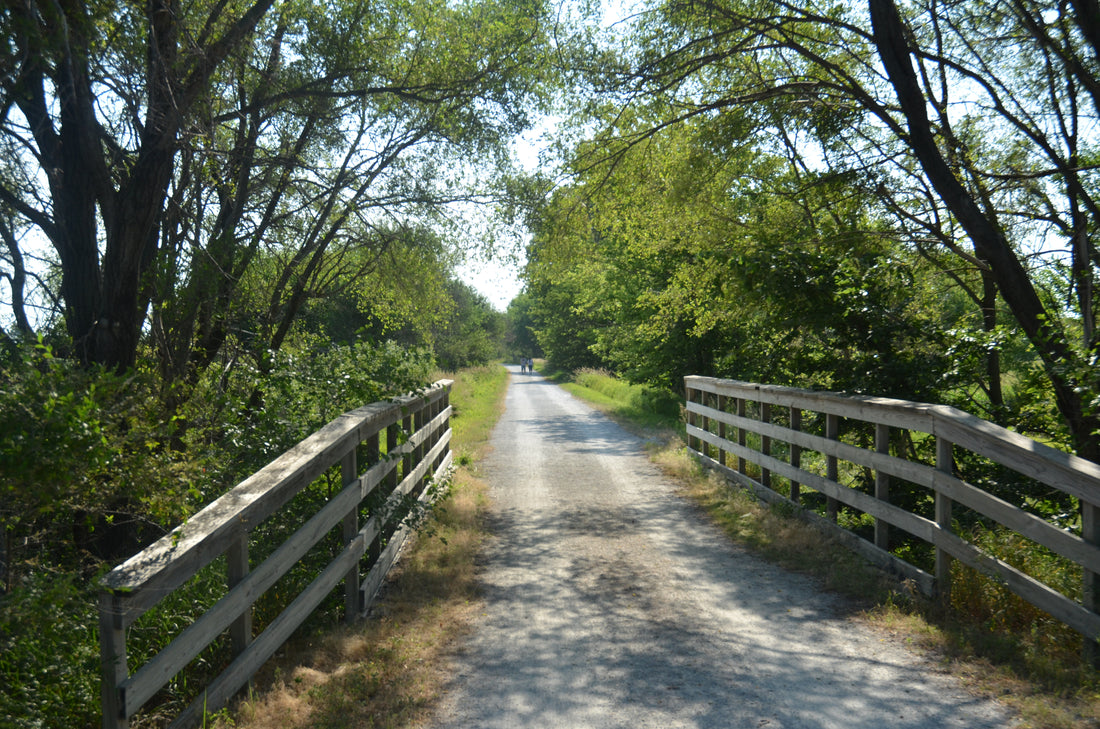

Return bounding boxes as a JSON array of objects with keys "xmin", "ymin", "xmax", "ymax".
[
  {"xmin": 0, "ymin": 0, "xmax": 548, "ymax": 380},
  {"xmin": 557, "ymin": 0, "xmax": 1100, "ymax": 460}
]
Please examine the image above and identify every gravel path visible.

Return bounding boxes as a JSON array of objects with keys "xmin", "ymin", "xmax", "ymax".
[{"xmin": 428, "ymin": 366, "xmax": 1016, "ymax": 729}]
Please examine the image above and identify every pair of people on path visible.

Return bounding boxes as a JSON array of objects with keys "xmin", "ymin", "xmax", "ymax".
[{"xmin": 519, "ymin": 357, "xmax": 533, "ymax": 374}]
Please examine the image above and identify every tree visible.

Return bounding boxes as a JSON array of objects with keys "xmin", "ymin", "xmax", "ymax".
[
  {"xmin": 573, "ymin": 0, "xmax": 1100, "ymax": 459},
  {"xmin": 505, "ymin": 290, "xmax": 542, "ymax": 359},
  {"xmin": 1, "ymin": 0, "xmax": 549, "ymax": 387},
  {"xmin": 527, "ymin": 112, "xmax": 965, "ymax": 397}
]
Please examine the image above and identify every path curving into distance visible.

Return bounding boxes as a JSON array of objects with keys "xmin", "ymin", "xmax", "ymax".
[{"xmin": 427, "ymin": 365, "xmax": 1015, "ymax": 729}]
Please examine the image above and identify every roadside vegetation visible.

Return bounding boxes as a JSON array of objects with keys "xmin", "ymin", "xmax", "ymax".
[{"xmin": 221, "ymin": 363, "xmax": 1099, "ymax": 729}]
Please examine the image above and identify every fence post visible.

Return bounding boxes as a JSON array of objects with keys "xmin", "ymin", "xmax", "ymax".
[
  {"xmin": 414, "ymin": 404, "xmax": 427, "ymax": 495},
  {"xmin": 433, "ymin": 390, "xmax": 447, "ymax": 470},
  {"xmin": 380, "ymin": 420, "xmax": 400, "ymax": 555},
  {"xmin": 826, "ymin": 413, "xmax": 839, "ymax": 522},
  {"xmin": 761, "ymin": 402, "xmax": 772, "ymax": 489},
  {"xmin": 1084, "ymin": 501, "xmax": 1099, "ymax": 666},
  {"xmin": 227, "ymin": 535, "xmax": 252, "ymax": 657},
  {"xmin": 685, "ymin": 385, "xmax": 698, "ymax": 453},
  {"xmin": 99, "ymin": 592, "xmax": 128, "ymax": 729},
  {"xmin": 402, "ymin": 409, "xmax": 414, "ymax": 491},
  {"xmin": 342, "ymin": 448, "xmax": 360, "ymax": 622},
  {"xmin": 737, "ymin": 398, "xmax": 747, "ymax": 475},
  {"xmin": 700, "ymin": 393, "xmax": 712, "ymax": 460},
  {"xmin": 365, "ymin": 430, "xmax": 382, "ymax": 575},
  {"xmin": 789, "ymin": 407, "xmax": 802, "ymax": 505},
  {"xmin": 875, "ymin": 423, "xmax": 890, "ymax": 551},
  {"xmin": 935, "ymin": 436, "xmax": 955, "ymax": 602},
  {"xmin": 717, "ymin": 394, "xmax": 728, "ymax": 467}
]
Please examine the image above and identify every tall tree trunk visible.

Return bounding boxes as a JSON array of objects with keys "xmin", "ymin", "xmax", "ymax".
[
  {"xmin": 870, "ymin": 0, "xmax": 1100, "ymax": 461},
  {"xmin": 980, "ymin": 269, "xmax": 1004, "ymax": 413}
]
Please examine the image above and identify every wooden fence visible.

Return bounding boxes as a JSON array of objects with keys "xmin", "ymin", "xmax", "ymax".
[
  {"xmin": 98, "ymin": 381, "xmax": 454, "ymax": 729},
  {"xmin": 684, "ymin": 376, "xmax": 1100, "ymax": 661}
]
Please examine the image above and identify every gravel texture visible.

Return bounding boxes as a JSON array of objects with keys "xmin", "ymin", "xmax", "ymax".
[{"xmin": 427, "ymin": 366, "xmax": 1016, "ymax": 729}]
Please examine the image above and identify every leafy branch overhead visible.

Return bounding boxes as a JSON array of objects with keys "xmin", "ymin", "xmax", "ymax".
[
  {"xmin": 0, "ymin": 0, "xmax": 549, "ymax": 384},
  {"xmin": 528, "ymin": 0, "xmax": 1100, "ymax": 462}
]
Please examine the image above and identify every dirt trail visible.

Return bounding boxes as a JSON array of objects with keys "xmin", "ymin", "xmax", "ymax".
[{"xmin": 426, "ymin": 366, "xmax": 1015, "ymax": 729}]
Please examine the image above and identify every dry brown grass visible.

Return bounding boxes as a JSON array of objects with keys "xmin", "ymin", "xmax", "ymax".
[
  {"xmin": 648, "ymin": 438, "xmax": 1100, "ymax": 729},
  {"xmin": 214, "ymin": 365, "xmax": 508, "ymax": 729}
]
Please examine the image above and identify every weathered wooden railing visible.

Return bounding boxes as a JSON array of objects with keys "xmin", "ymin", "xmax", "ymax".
[
  {"xmin": 684, "ymin": 376, "xmax": 1100, "ymax": 661},
  {"xmin": 99, "ymin": 381, "xmax": 453, "ymax": 729}
]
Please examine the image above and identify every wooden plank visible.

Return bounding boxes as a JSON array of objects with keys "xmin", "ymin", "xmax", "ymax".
[
  {"xmin": 104, "ymin": 406, "xmax": 383, "ymax": 595},
  {"xmin": 737, "ymin": 398, "xmax": 747, "ymax": 474},
  {"xmin": 104, "ymin": 385, "xmax": 451, "ymax": 601},
  {"xmin": 790, "ymin": 407, "xmax": 802, "ymax": 505},
  {"xmin": 690, "ymin": 401, "xmax": 1100, "ymax": 570},
  {"xmin": 121, "ymin": 475, "xmax": 367, "ymax": 716},
  {"xmin": 935, "ymin": 437, "xmax": 954, "ymax": 599},
  {"xmin": 686, "ymin": 377, "xmax": 1100, "ymax": 507},
  {"xmin": 226, "ymin": 536, "xmax": 251, "ymax": 658},
  {"xmin": 932, "ymin": 408, "xmax": 1100, "ymax": 507},
  {"xmin": 826, "ymin": 413, "xmax": 839, "ymax": 522},
  {"xmin": 717, "ymin": 395, "xmax": 728, "ymax": 467},
  {"xmin": 689, "ymin": 426, "xmax": 940, "ymax": 544},
  {"xmin": 169, "ymin": 531, "xmax": 369, "ymax": 729},
  {"xmin": 936, "ymin": 530, "xmax": 1100, "ymax": 642},
  {"xmin": 123, "ymin": 426, "xmax": 449, "ymax": 716},
  {"xmin": 167, "ymin": 430, "xmax": 453, "ymax": 727},
  {"xmin": 686, "ymin": 376, "xmax": 1100, "ymax": 646},
  {"xmin": 361, "ymin": 451, "xmax": 454, "ymax": 614},
  {"xmin": 685, "ymin": 376, "xmax": 939, "ymax": 432},
  {"xmin": 875, "ymin": 423, "xmax": 890, "ymax": 551},
  {"xmin": 102, "ymin": 382, "xmax": 453, "ymax": 727},
  {"xmin": 688, "ymin": 402, "xmax": 936, "ymax": 486},
  {"xmin": 1085, "ymin": 502, "xmax": 1100, "ymax": 665},
  {"xmin": 99, "ymin": 592, "xmax": 128, "ymax": 729},
  {"xmin": 932, "ymin": 470, "xmax": 1100, "ymax": 572},
  {"xmin": 342, "ymin": 449, "xmax": 360, "ymax": 623},
  {"xmin": 692, "ymin": 440, "xmax": 1099, "ymax": 635},
  {"xmin": 761, "ymin": 402, "xmax": 772, "ymax": 488},
  {"xmin": 106, "ymin": 393, "xmax": 451, "ymax": 625}
]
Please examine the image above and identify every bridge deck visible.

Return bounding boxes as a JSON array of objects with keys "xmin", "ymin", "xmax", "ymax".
[{"xmin": 425, "ymin": 365, "xmax": 1015, "ymax": 729}]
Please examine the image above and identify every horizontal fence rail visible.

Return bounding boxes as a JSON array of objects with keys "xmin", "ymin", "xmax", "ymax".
[
  {"xmin": 684, "ymin": 376, "xmax": 1100, "ymax": 661},
  {"xmin": 99, "ymin": 381, "xmax": 454, "ymax": 729}
]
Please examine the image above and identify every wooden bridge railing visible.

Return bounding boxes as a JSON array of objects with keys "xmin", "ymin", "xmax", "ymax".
[
  {"xmin": 99, "ymin": 381, "xmax": 453, "ymax": 729},
  {"xmin": 684, "ymin": 376, "xmax": 1100, "ymax": 661}
]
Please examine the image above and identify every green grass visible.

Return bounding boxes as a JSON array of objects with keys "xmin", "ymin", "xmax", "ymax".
[
  {"xmin": 445, "ymin": 364, "xmax": 510, "ymax": 457},
  {"xmin": 540, "ymin": 365, "xmax": 683, "ymax": 433}
]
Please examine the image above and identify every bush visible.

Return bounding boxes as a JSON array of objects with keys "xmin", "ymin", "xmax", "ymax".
[
  {"xmin": 0, "ymin": 337, "xmax": 437, "ymax": 728},
  {"xmin": 0, "ymin": 344, "xmax": 203, "ymax": 582},
  {"xmin": 0, "ymin": 572, "xmax": 100, "ymax": 729}
]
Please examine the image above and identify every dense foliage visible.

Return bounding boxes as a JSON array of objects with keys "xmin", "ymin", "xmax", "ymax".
[
  {"xmin": 525, "ymin": 0, "xmax": 1099, "ymax": 460},
  {"xmin": 3, "ymin": 0, "xmax": 1100, "ymax": 723}
]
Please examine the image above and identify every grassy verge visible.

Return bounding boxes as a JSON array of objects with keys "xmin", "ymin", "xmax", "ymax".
[
  {"xmin": 541, "ymin": 364, "xmax": 683, "ymax": 434},
  {"xmin": 216, "ymin": 365, "xmax": 509, "ymax": 729},
  {"xmin": 557, "ymin": 367, "xmax": 1100, "ymax": 729}
]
